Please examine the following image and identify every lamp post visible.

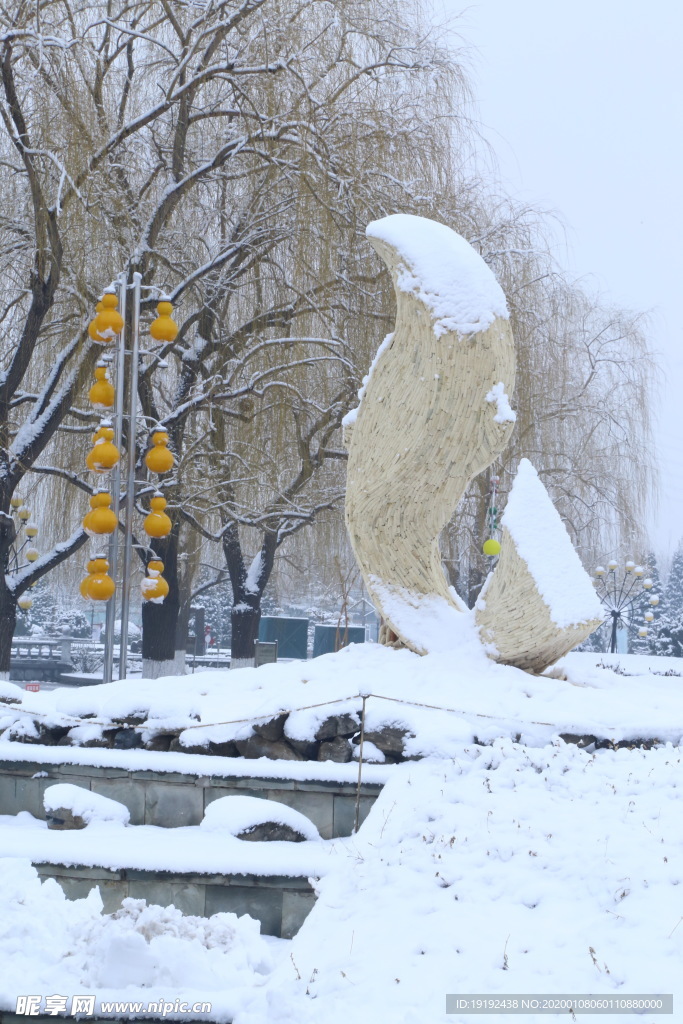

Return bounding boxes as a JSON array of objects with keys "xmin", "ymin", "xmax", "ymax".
[
  {"xmin": 82, "ymin": 274, "xmax": 177, "ymax": 682},
  {"xmin": 592, "ymin": 560, "xmax": 660, "ymax": 653}
]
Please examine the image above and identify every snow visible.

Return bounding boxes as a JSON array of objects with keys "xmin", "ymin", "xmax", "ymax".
[
  {"xmin": 2, "ymin": 644, "xmax": 683, "ymax": 760},
  {"xmin": 0, "ymin": 859, "xmax": 273, "ymax": 1022},
  {"xmin": 341, "ymin": 332, "xmax": 394, "ymax": 429},
  {"xmin": 0, "ymin": 813, "xmax": 334, "ymax": 878},
  {"xmin": 201, "ymin": 796, "xmax": 321, "ymax": 841},
  {"xmin": 43, "ymin": 783, "xmax": 130, "ymax": 825},
  {"xmin": 485, "ymin": 380, "xmax": 517, "ymax": 423},
  {"xmin": 500, "ymin": 459, "xmax": 604, "ymax": 629},
  {"xmin": 1, "ymin": 648, "xmax": 683, "ymax": 1020},
  {"xmin": 366, "ymin": 214, "xmax": 508, "ymax": 337},
  {"xmin": 244, "ymin": 553, "xmax": 263, "ymax": 595},
  {"xmin": 237, "ymin": 741, "xmax": 683, "ymax": 1024}
]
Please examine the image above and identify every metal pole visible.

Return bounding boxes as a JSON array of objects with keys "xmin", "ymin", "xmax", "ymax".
[
  {"xmin": 103, "ymin": 274, "xmax": 128, "ymax": 683},
  {"xmin": 118, "ymin": 271, "xmax": 142, "ymax": 681}
]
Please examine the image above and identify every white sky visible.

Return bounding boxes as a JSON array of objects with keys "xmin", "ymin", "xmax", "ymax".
[{"xmin": 437, "ymin": 0, "xmax": 683, "ymax": 564}]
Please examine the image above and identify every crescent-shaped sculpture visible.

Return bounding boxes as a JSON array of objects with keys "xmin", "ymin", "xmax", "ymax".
[{"xmin": 344, "ymin": 214, "xmax": 601, "ymax": 670}]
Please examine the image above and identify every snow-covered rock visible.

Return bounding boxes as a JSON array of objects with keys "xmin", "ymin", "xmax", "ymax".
[
  {"xmin": 44, "ymin": 784, "xmax": 130, "ymax": 829},
  {"xmin": 201, "ymin": 796, "xmax": 320, "ymax": 843}
]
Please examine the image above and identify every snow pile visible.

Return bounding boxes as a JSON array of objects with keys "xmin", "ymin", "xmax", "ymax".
[
  {"xmin": 501, "ymin": 459, "xmax": 603, "ymax": 628},
  {"xmin": 366, "ymin": 214, "xmax": 508, "ymax": 336},
  {"xmin": 201, "ymin": 796, "xmax": 321, "ymax": 841},
  {"xmin": 237, "ymin": 740, "xmax": 683, "ymax": 1024},
  {"xmin": 485, "ymin": 380, "xmax": 516, "ymax": 423},
  {"xmin": 0, "ymin": 859, "xmax": 273, "ymax": 1019},
  {"xmin": 2, "ymin": 644, "xmax": 683, "ymax": 764},
  {"xmin": 366, "ymin": 576, "xmax": 471, "ymax": 655},
  {"xmin": 44, "ymin": 784, "xmax": 130, "ymax": 825}
]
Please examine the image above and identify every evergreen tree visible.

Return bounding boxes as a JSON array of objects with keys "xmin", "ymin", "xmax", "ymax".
[
  {"xmin": 631, "ymin": 553, "xmax": 664, "ymax": 655},
  {"xmin": 658, "ymin": 543, "xmax": 683, "ymax": 657}
]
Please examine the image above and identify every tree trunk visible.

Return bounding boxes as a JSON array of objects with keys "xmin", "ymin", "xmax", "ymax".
[
  {"xmin": 141, "ymin": 526, "xmax": 184, "ymax": 676},
  {"xmin": 0, "ymin": 583, "xmax": 17, "ymax": 680},
  {"xmin": 230, "ymin": 601, "xmax": 261, "ymax": 668},
  {"xmin": 222, "ymin": 523, "xmax": 278, "ymax": 669}
]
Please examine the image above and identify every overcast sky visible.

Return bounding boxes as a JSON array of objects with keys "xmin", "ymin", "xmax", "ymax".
[{"xmin": 437, "ymin": 0, "xmax": 682, "ymax": 565}]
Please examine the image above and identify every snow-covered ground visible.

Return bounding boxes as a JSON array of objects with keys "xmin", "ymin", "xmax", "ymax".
[
  {"xmin": 2, "ymin": 639, "xmax": 682, "ymax": 756},
  {"xmin": 0, "ymin": 647, "xmax": 681, "ymax": 1021}
]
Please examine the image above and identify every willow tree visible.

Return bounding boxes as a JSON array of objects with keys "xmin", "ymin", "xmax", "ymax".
[{"xmin": 0, "ymin": 0, "xmax": 472, "ymax": 675}]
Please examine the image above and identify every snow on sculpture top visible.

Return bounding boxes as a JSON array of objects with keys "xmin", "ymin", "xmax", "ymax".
[
  {"xmin": 499, "ymin": 459, "xmax": 603, "ymax": 629},
  {"xmin": 366, "ymin": 214, "xmax": 508, "ymax": 336},
  {"xmin": 345, "ymin": 213, "xmax": 601, "ymax": 673}
]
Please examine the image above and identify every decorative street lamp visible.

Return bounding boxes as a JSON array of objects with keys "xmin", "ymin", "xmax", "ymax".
[
  {"xmin": 9, "ymin": 503, "xmax": 41, "ymax": 615},
  {"xmin": 592, "ymin": 560, "xmax": 660, "ymax": 653},
  {"xmin": 80, "ymin": 275, "xmax": 177, "ymax": 681}
]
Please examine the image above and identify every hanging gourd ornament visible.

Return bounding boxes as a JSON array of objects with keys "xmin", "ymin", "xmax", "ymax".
[
  {"xmin": 141, "ymin": 559, "xmax": 170, "ymax": 602},
  {"xmin": 143, "ymin": 494, "xmax": 172, "ymax": 538},
  {"xmin": 149, "ymin": 300, "xmax": 178, "ymax": 342},
  {"xmin": 144, "ymin": 431, "xmax": 174, "ymax": 474},
  {"xmin": 483, "ymin": 538, "xmax": 501, "ymax": 556},
  {"xmin": 88, "ymin": 365, "xmax": 115, "ymax": 408},
  {"xmin": 82, "ymin": 491, "xmax": 118, "ymax": 535},
  {"xmin": 88, "ymin": 293, "xmax": 124, "ymax": 345},
  {"xmin": 87, "ymin": 300, "xmax": 105, "ymax": 342},
  {"xmin": 80, "ymin": 556, "xmax": 115, "ymax": 601},
  {"xmin": 86, "ymin": 424, "xmax": 120, "ymax": 472}
]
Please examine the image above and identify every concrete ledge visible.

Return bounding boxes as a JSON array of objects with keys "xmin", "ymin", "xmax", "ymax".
[
  {"xmin": 35, "ymin": 862, "xmax": 316, "ymax": 937},
  {"xmin": 0, "ymin": 759, "xmax": 382, "ymax": 837}
]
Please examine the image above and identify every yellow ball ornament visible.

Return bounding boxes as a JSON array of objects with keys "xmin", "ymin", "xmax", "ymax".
[
  {"xmin": 482, "ymin": 538, "xmax": 501, "ymax": 556},
  {"xmin": 83, "ymin": 492, "xmax": 118, "ymax": 535},
  {"xmin": 149, "ymin": 300, "xmax": 178, "ymax": 342},
  {"xmin": 88, "ymin": 366, "xmax": 115, "ymax": 408},
  {"xmin": 144, "ymin": 431, "xmax": 175, "ymax": 474},
  {"xmin": 86, "ymin": 425, "xmax": 120, "ymax": 472},
  {"xmin": 143, "ymin": 494, "xmax": 172, "ymax": 538},
  {"xmin": 18, "ymin": 597, "xmax": 33, "ymax": 611},
  {"xmin": 141, "ymin": 559, "xmax": 170, "ymax": 602},
  {"xmin": 81, "ymin": 556, "xmax": 115, "ymax": 601},
  {"xmin": 88, "ymin": 293, "xmax": 124, "ymax": 344}
]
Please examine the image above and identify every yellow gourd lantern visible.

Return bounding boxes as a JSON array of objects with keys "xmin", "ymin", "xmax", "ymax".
[
  {"xmin": 149, "ymin": 300, "xmax": 178, "ymax": 342},
  {"xmin": 87, "ymin": 300, "xmax": 105, "ymax": 342},
  {"xmin": 483, "ymin": 538, "xmax": 501, "ymax": 556},
  {"xmin": 88, "ymin": 293, "xmax": 124, "ymax": 345},
  {"xmin": 81, "ymin": 556, "xmax": 115, "ymax": 602},
  {"xmin": 144, "ymin": 431, "xmax": 175, "ymax": 474},
  {"xmin": 83, "ymin": 492, "xmax": 118, "ymax": 535},
  {"xmin": 141, "ymin": 559, "xmax": 169, "ymax": 602},
  {"xmin": 88, "ymin": 365, "xmax": 115, "ymax": 408},
  {"xmin": 86, "ymin": 425, "xmax": 120, "ymax": 472},
  {"xmin": 143, "ymin": 494, "xmax": 172, "ymax": 538}
]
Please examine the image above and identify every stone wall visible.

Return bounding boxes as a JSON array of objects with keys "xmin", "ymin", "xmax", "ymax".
[{"xmin": 0, "ymin": 758, "xmax": 381, "ymax": 837}]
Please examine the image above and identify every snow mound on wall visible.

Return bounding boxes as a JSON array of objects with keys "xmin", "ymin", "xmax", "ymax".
[
  {"xmin": 502, "ymin": 459, "xmax": 603, "ymax": 628},
  {"xmin": 201, "ymin": 796, "xmax": 320, "ymax": 841},
  {"xmin": 44, "ymin": 784, "xmax": 130, "ymax": 825},
  {"xmin": 366, "ymin": 214, "xmax": 508, "ymax": 336}
]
